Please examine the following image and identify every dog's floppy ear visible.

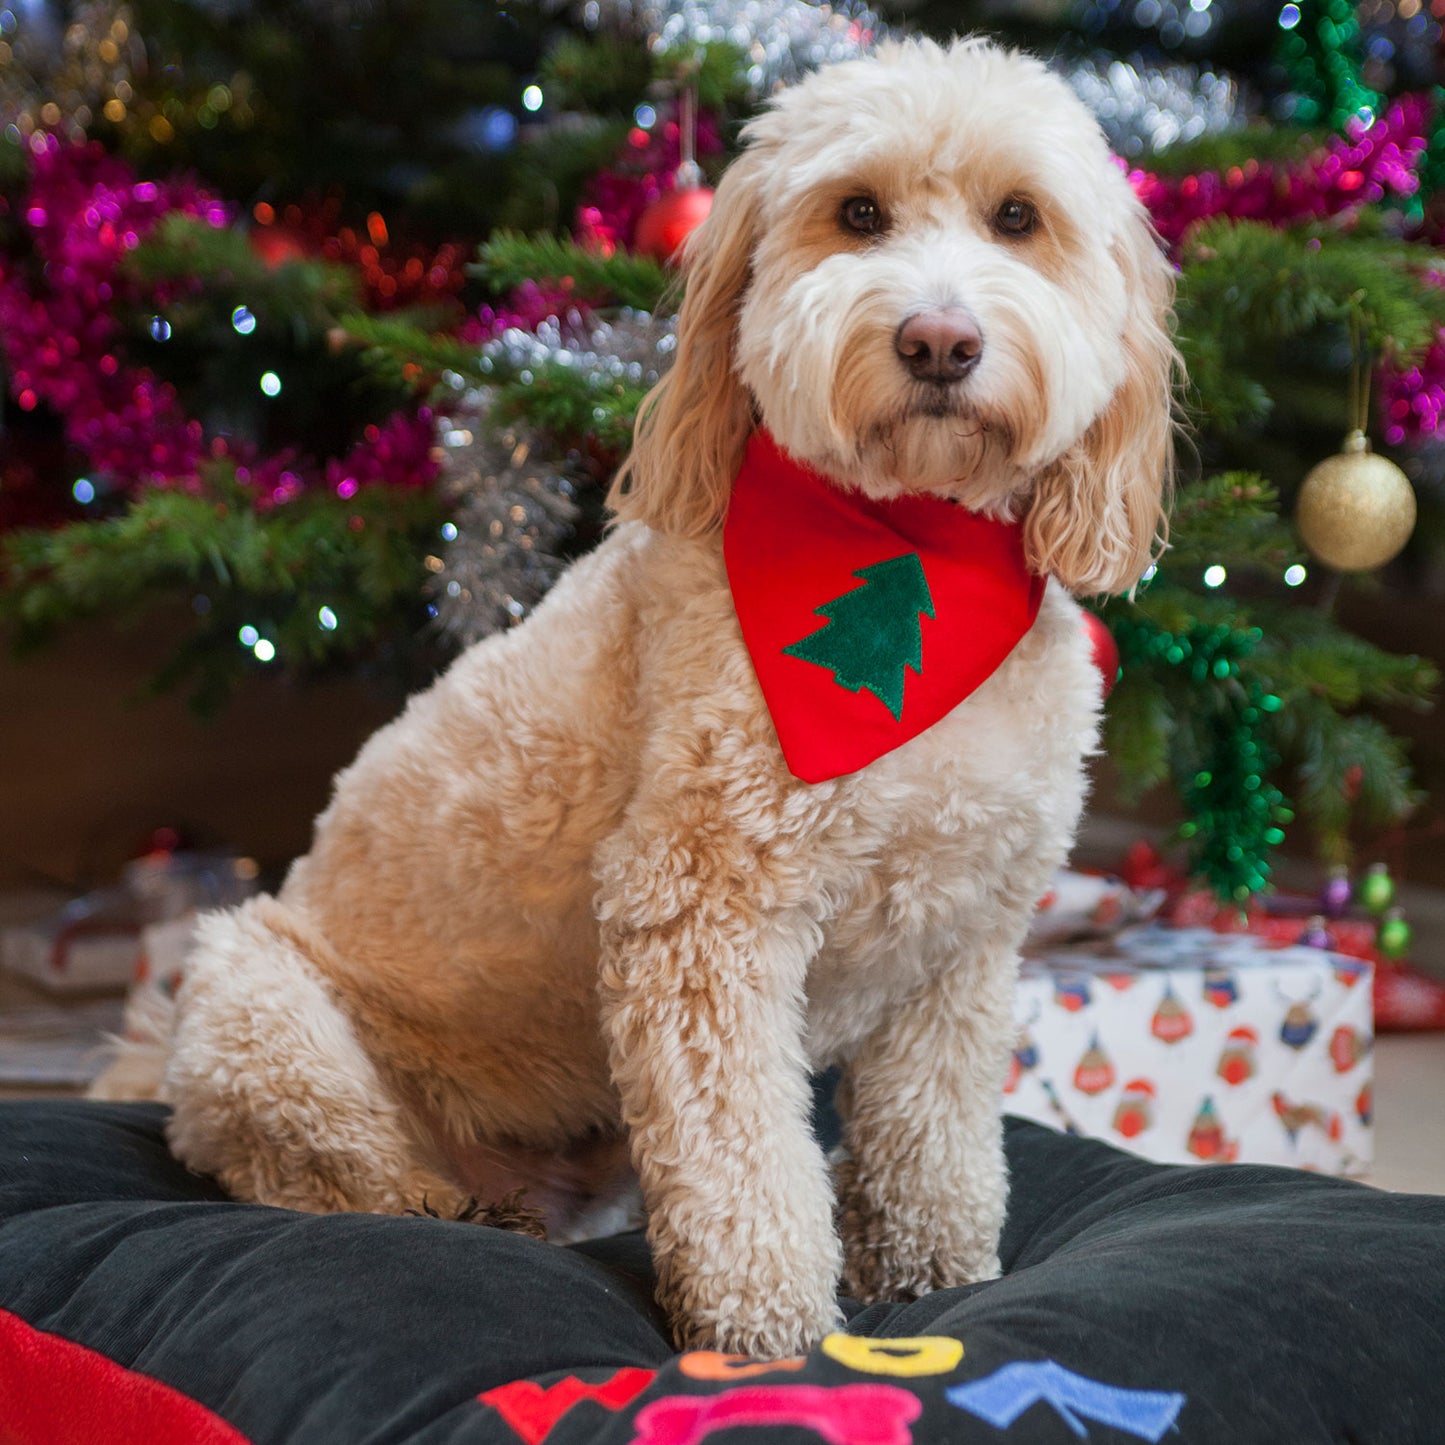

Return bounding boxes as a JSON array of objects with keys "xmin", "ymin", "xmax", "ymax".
[
  {"xmin": 607, "ymin": 154, "xmax": 761, "ymax": 536},
  {"xmin": 1023, "ymin": 209, "xmax": 1179, "ymax": 596}
]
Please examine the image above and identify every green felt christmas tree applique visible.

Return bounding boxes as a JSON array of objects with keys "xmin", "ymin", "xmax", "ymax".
[{"xmin": 783, "ymin": 552, "xmax": 935, "ymax": 719}]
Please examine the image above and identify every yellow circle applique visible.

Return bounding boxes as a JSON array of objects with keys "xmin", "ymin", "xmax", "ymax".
[{"xmin": 820, "ymin": 1333, "xmax": 964, "ymax": 1377}]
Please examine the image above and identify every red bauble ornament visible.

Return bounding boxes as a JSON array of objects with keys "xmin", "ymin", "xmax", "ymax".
[
  {"xmin": 1081, "ymin": 611, "xmax": 1120, "ymax": 699},
  {"xmin": 633, "ymin": 184, "xmax": 715, "ymax": 263},
  {"xmin": 249, "ymin": 226, "xmax": 310, "ymax": 268}
]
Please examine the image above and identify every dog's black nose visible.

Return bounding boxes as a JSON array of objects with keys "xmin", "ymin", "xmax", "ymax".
[{"xmin": 895, "ymin": 309, "xmax": 983, "ymax": 383}]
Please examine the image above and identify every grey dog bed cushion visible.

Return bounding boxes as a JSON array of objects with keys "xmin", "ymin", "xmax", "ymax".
[{"xmin": 2, "ymin": 1101, "xmax": 1444, "ymax": 1445}]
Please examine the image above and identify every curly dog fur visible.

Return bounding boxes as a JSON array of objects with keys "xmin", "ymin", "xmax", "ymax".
[{"xmin": 95, "ymin": 36, "xmax": 1178, "ymax": 1357}]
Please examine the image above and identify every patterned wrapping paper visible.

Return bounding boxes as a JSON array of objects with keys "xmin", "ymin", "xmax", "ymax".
[{"xmin": 1007, "ymin": 925, "xmax": 1374, "ymax": 1176}]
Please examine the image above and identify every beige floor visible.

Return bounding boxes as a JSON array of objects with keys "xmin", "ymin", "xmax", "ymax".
[{"xmin": 1371, "ymin": 1034, "xmax": 1445, "ymax": 1193}]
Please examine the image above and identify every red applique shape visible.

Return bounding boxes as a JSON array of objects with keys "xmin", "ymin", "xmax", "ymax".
[
  {"xmin": 0, "ymin": 1307, "xmax": 253, "ymax": 1445},
  {"xmin": 479, "ymin": 1367, "xmax": 657, "ymax": 1444},
  {"xmin": 629, "ymin": 1383, "xmax": 922, "ymax": 1445}
]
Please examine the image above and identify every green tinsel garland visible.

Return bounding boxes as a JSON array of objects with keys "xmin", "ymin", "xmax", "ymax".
[
  {"xmin": 1273, "ymin": 0, "xmax": 1381, "ymax": 129},
  {"xmin": 1272, "ymin": 4, "xmax": 1445, "ymax": 228},
  {"xmin": 1111, "ymin": 614, "xmax": 1294, "ymax": 901},
  {"xmin": 1414, "ymin": 86, "xmax": 1445, "ymax": 226}
]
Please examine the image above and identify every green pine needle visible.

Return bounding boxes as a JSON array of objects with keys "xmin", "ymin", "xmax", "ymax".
[
  {"xmin": 476, "ymin": 231, "xmax": 674, "ymax": 314},
  {"xmin": 2, "ymin": 473, "xmax": 448, "ymax": 711}
]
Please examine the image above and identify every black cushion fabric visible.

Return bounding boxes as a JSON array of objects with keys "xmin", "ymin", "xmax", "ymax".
[{"xmin": 2, "ymin": 1100, "xmax": 1443, "ymax": 1444}]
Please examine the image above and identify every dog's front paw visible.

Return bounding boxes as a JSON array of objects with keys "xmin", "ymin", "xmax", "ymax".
[
  {"xmin": 836, "ymin": 1160, "xmax": 1001, "ymax": 1303},
  {"xmin": 841, "ymin": 1231, "xmax": 1000, "ymax": 1304},
  {"xmin": 661, "ymin": 1246, "xmax": 844, "ymax": 1359}
]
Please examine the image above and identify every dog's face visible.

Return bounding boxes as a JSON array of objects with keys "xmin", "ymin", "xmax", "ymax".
[
  {"xmin": 734, "ymin": 43, "xmax": 1144, "ymax": 506},
  {"xmin": 613, "ymin": 38, "xmax": 1179, "ymax": 596}
]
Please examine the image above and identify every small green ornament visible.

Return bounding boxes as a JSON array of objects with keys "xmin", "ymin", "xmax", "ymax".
[
  {"xmin": 1377, "ymin": 908, "xmax": 1412, "ymax": 960},
  {"xmin": 1357, "ymin": 862, "xmax": 1395, "ymax": 915}
]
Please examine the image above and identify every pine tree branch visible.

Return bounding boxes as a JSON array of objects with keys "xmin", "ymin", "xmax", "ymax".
[
  {"xmin": 652, "ymin": 40, "xmax": 751, "ymax": 110},
  {"xmin": 540, "ymin": 32, "xmax": 656, "ymax": 115},
  {"xmin": 1143, "ymin": 124, "xmax": 1321, "ymax": 176},
  {"xmin": 1164, "ymin": 472, "xmax": 1304, "ymax": 570},
  {"xmin": 1175, "ymin": 218, "xmax": 1445, "ymax": 432},
  {"xmin": 493, "ymin": 121, "xmax": 633, "ymax": 234},
  {"xmin": 1254, "ymin": 601, "xmax": 1439, "ymax": 710},
  {"xmin": 476, "ymin": 231, "xmax": 674, "ymax": 314},
  {"xmin": 2, "ymin": 475, "xmax": 448, "ymax": 710},
  {"xmin": 1101, "ymin": 670, "xmax": 1175, "ymax": 798},
  {"xmin": 1178, "ymin": 217, "xmax": 1445, "ymax": 365},
  {"xmin": 1270, "ymin": 692, "xmax": 1423, "ymax": 862},
  {"xmin": 492, "ymin": 362, "xmax": 648, "ymax": 453},
  {"xmin": 127, "ymin": 213, "xmax": 362, "ymax": 314},
  {"xmin": 340, "ymin": 313, "xmax": 492, "ymax": 389}
]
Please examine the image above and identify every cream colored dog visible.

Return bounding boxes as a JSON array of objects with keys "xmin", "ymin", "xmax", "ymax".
[{"xmin": 106, "ymin": 37, "xmax": 1177, "ymax": 1358}]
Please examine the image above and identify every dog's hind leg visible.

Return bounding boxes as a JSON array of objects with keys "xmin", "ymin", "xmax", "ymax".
[{"xmin": 162, "ymin": 896, "xmax": 466, "ymax": 1218}]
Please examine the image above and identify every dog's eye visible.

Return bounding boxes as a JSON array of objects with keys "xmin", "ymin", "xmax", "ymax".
[
  {"xmin": 994, "ymin": 198, "xmax": 1038, "ymax": 237},
  {"xmin": 840, "ymin": 196, "xmax": 885, "ymax": 236}
]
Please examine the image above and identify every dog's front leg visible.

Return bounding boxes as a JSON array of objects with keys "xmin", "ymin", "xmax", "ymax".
[
  {"xmin": 835, "ymin": 944, "xmax": 1017, "ymax": 1303},
  {"xmin": 596, "ymin": 819, "xmax": 842, "ymax": 1358}
]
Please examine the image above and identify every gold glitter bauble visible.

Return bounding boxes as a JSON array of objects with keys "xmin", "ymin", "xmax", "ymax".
[{"xmin": 1296, "ymin": 430, "xmax": 1417, "ymax": 572}]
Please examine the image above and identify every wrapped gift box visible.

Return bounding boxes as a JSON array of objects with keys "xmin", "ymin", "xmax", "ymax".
[
  {"xmin": 1, "ymin": 853, "xmax": 258, "ymax": 993},
  {"xmin": 1007, "ymin": 925, "xmax": 1373, "ymax": 1176}
]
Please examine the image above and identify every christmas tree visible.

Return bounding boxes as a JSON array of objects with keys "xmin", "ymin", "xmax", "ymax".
[
  {"xmin": 784, "ymin": 554, "xmax": 935, "ymax": 721},
  {"xmin": 1, "ymin": 0, "xmax": 1442, "ymax": 899}
]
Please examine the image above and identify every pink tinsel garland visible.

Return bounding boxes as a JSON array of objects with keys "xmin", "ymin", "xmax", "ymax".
[
  {"xmin": 1128, "ymin": 93, "xmax": 1431, "ymax": 248},
  {"xmin": 1127, "ymin": 95, "xmax": 1444, "ymax": 446},
  {"xmin": 0, "ymin": 139, "xmax": 438, "ymax": 510}
]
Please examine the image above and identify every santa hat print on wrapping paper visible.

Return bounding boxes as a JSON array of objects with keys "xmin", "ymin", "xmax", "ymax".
[
  {"xmin": 1216, "ymin": 1027, "xmax": 1258, "ymax": 1088},
  {"xmin": 1112, "ymin": 1079, "xmax": 1157, "ymax": 1140}
]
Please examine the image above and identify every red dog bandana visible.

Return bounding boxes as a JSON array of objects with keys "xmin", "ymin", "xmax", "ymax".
[{"xmin": 723, "ymin": 430, "xmax": 1045, "ymax": 783}]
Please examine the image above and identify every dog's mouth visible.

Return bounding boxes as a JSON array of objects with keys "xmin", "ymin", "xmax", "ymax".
[
  {"xmin": 913, "ymin": 390, "xmax": 959, "ymax": 419},
  {"xmin": 888, "ymin": 390, "xmax": 1003, "ymax": 448},
  {"xmin": 905, "ymin": 384, "xmax": 970, "ymax": 421},
  {"xmin": 866, "ymin": 401, "xmax": 988, "ymax": 446},
  {"xmin": 857, "ymin": 395, "xmax": 1020, "ymax": 493}
]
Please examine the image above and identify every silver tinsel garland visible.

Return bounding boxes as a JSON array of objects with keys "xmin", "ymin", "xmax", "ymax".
[
  {"xmin": 433, "ymin": 309, "xmax": 677, "ymax": 646},
  {"xmin": 577, "ymin": 0, "xmax": 888, "ymax": 94},
  {"xmin": 428, "ymin": 394, "xmax": 580, "ymax": 648},
  {"xmin": 1067, "ymin": 56, "xmax": 1240, "ymax": 157},
  {"xmin": 478, "ymin": 307, "xmax": 677, "ymax": 393}
]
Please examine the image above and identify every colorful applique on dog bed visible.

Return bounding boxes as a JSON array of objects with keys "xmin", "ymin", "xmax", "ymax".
[{"xmin": 2, "ymin": 1101, "xmax": 1443, "ymax": 1444}]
